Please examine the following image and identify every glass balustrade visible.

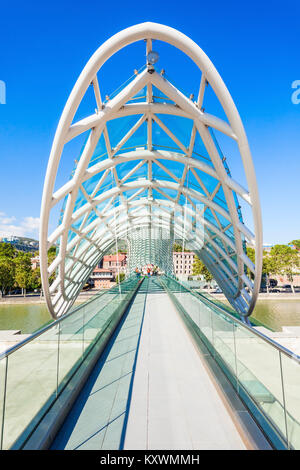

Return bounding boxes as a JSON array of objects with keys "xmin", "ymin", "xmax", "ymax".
[
  {"xmin": 0, "ymin": 276, "xmax": 140, "ymax": 450},
  {"xmin": 160, "ymin": 275, "xmax": 300, "ymax": 450},
  {"xmin": 1, "ymin": 274, "xmax": 300, "ymax": 450}
]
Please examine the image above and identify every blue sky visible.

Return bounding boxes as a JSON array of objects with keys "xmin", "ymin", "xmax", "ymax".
[{"xmin": 0, "ymin": 0, "xmax": 299, "ymax": 244}]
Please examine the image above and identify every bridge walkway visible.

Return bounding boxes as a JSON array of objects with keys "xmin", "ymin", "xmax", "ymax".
[{"xmin": 50, "ymin": 278, "xmax": 269, "ymax": 450}]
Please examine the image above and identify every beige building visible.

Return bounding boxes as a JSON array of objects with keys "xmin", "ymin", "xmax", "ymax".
[
  {"xmin": 271, "ymin": 273, "xmax": 300, "ymax": 288},
  {"xmin": 102, "ymin": 254, "xmax": 127, "ymax": 276},
  {"xmin": 173, "ymin": 252, "xmax": 195, "ymax": 276},
  {"xmin": 90, "ymin": 267, "xmax": 115, "ymax": 289},
  {"xmin": 90, "ymin": 253, "xmax": 127, "ymax": 289},
  {"xmin": 90, "ymin": 251, "xmax": 197, "ymax": 287},
  {"xmin": 31, "ymin": 255, "xmax": 40, "ymax": 270}
]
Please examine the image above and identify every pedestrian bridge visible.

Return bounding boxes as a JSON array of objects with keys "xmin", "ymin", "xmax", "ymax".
[
  {"xmin": 0, "ymin": 276, "xmax": 299, "ymax": 450},
  {"xmin": 1, "ymin": 22, "xmax": 298, "ymax": 451},
  {"xmin": 39, "ymin": 22, "xmax": 263, "ymax": 320}
]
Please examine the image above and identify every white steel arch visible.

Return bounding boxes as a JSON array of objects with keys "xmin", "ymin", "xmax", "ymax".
[{"xmin": 40, "ymin": 22, "xmax": 262, "ymax": 319}]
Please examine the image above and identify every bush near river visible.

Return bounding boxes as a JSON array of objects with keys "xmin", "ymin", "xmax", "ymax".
[
  {"xmin": 190, "ymin": 240, "xmax": 300, "ymax": 292},
  {"xmin": 0, "ymin": 244, "xmax": 56, "ymax": 297}
]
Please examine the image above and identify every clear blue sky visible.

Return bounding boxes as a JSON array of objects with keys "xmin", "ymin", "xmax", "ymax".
[{"xmin": 0, "ymin": 0, "xmax": 299, "ymax": 244}]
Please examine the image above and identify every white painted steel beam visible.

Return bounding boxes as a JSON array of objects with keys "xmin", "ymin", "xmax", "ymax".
[{"xmin": 40, "ymin": 22, "xmax": 262, "ymax": 319}]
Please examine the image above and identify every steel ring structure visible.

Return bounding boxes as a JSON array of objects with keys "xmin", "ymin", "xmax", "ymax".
[{"xmin": 40, "ymin": 22, "xmax": 263, "ymax": 319}]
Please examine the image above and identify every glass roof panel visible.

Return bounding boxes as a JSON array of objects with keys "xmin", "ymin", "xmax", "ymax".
[
  {"xmin": 58, "ymin": 72, "xmax": 245, "ymax": 286},
  {"xmin": 87, "ymin": 133, "xmax": 108, "ymax": 168},
  {"xmin": 113, "ymin": 119, "xmax": 148, "ymax": 155},
  {"xmin": 106, "ymin": 115, "xmax": 144, "ymax": 150},
  {"xmin": 153, "ymin": 158, "xmax": 185, "ymax": 181},
  {"xmin": 152, "ymin": 120, "xmax": 184, "ymax": 152},
  {"xmin": 192, "ymin": 130, "xmax": 214, "ymax": 167},
  {"xmin": 152, "ymin": 85, "xmax": 175, "ymax": 104},
  {"xmin": 156, "ymin": 114, "xmax": 193, "ymax": 149},
  {"xmin": 126, "ymin": 86, "xmax": 147, "ymax": 104}
]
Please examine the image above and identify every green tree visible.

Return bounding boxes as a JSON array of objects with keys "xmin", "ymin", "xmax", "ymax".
[
  {"xmin": 30, "ymin": 266, "xmax": 42, "ymax": 291},
  {"xmin": 47, "ymin": 246, "xmax": 56, "ymax": 265},
  {"xmin": 173, "ymin": 242, "xmax": 191, "ymax": 252},
  {"xmin": 14, "ymin": 252, "xmax": 32, "ymax": 297},
  {"xmin": 290, "ymin": 240, "xmax": 300, "ymax": 251},
  {"xmin": 0, "ymin": 242, "xmax": 17, "ymax": 259},
  {"xmin": 45, "ymin": 247, "xmax": 57, "ymax": 286},
  {"xmin": 246, "ymin": 246, "xmax": 274, "ymax": 291},
  {"xmin": 30, "ymin": 248, "xmax": 55, "ymax": 293},
  {"xmin": 115, "ymin": 272, "xmax": 125, "ymax": 284},
  {"xmin": 261, "ymin": 253, "xmax": 274, "ymax": 292},
  {"xmin": 267, "ymin": 245, "xmax": 299, "ymax": 293},
  {"xmin": 192, "ymin": 256, "xmax": 213, "ymax": 283},
  {"xmin": 0, "ymin": 257, "xmax": 15, "ymax": 296},
  {"xmin": 173, "ymin": 243, "xmax": 183, "ymax": 252},
  {"xmin": 246, "ymin": 247, "xmax": 255, "ymax": 280}
]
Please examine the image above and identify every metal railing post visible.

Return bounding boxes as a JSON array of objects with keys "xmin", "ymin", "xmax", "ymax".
[
  {"xmin": 279, "ymin": 351, "xmax": 290, "ymax": 449},
  {"xmin": 232, "ymin": 323, "xmax": 239, "ymax": 393},
  {"xmin": 56, "ymin": 323, "xmax": 61, "ymax": 398},
  {"xmin": 0, "ymin": 356, "xmax": 8, "ymax": 450}
]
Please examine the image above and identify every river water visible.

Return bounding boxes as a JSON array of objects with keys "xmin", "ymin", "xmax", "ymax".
[
  {"xmin": 252, "ymin": 299, "xmax": 300, "ymax": 331},
  {"xmin": 0, "ymin": 304, "xmax": 51, "ymax": 333},
  {"xmin": 0, "ymin": 298, "xmax": 299, "ymax": 334}
]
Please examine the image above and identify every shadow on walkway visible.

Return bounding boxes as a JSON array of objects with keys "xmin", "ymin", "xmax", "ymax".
[{"xmin": 50, "ymin": 285, "xmax": 148, "ymax": 450}]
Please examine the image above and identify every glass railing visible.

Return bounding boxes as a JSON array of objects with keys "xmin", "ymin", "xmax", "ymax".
[
  {"xmin": 0, "ymin": 276, "xmax": 141, "ymax": 450},
  {"xmin": 180, "ymin": 279, "xmax": 275, "ymax": 330},
  {"xmin": 160, "ymin": 275, "xmax": 300, "ymax": 450}
]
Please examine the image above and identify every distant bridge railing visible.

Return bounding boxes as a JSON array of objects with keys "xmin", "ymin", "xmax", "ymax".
[
  {"xmin": 160, "ymin": 275, "xmax": 300, "ymax": 450},
  {"xmin": 0, "ymin": 276, "xmax": 141, "ymax": 450}
]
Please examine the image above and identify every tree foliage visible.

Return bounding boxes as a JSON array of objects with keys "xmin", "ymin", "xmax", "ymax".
[
  {"xmin": 115, "ymin": 272, "xmax": 125, "ymax": 284},
  {"xmin": 47, "ymin": 246, "xmax": 57, "ymax": 285},
  {"xmin": 173, "ymin": 243, "xmax": 190, "ymax": 252},
  {"xmin": 290, "ymin": 240, "xmax": 300, "ymax": 251},
  {"xmin": 0, "ymin": 242, "xmax": 51, "ymax": 296},
  {"xmin": 0, "ymin": 243, "xmax": 16, "ymax": 259},
  {"xmin": 266, "ymin": 245, "xmax": 299, "ymax": 290},
  {"xmin": 14, "ymin": 252, "xmax": 33, "ymax": 295},
  {"xmin": 192, "ymin": 256, "xmax": 213, "ymax": 282},
  {"xmin": 30, "ymin": 266, "xmax": 42, "ymax": 290},
  {"xmin": 0, "ymin": 257, "xmax": 15, "ymax": 295}
]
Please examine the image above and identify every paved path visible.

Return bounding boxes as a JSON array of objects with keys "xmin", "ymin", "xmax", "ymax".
[
  {"xmin": 123, "ymin": 291, "xmax": 246, "ymax": 450},
  {"xmin": 50, "ymin": 285, "xmax": 148, "ymax": 450},
  {"xmin": 50, "ymin": 282, "xmax": 262, "ymax": 450}
]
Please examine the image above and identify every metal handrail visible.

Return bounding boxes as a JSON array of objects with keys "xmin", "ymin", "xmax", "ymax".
[
  {"xmin": 163, "ymin": 275, "xmax": 300, "ymax": 363},
  {"xmin": 0, "ymin": 277, "xmax": 136, "ymax": 361},
  {"xmin": 161, "ymin": 275, "xmax": 300, "ymax": 449}
]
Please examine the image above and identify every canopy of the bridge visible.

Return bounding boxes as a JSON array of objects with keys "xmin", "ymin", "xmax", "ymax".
[{"xmin": 40, "ymin": 22, "xmax": 262, "ymax": 319}]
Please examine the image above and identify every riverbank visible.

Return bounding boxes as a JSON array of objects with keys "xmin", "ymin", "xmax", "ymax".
[
  {"xmin": 0, "ymin": 290, "xmax": 300, "ymax": 356},
  {"xmin": 210, "ymin": 292, "xmax": 300, "ymax": 301},
  {"xmin": 0, "ymin": 288, "xmax": 102, "ymax": 304},
  {"xmin": 1, "ymin": 290, "xmax": 300, "ymax": 304}
]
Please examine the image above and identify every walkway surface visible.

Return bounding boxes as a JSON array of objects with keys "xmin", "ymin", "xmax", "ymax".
[
  {"xmin": 51, "ymin": 280, "xmax": 249, "ymax": 450},
  {"xmin": 124, "ymin": 289, "xmax": 246, "ymax": 450},
  {"xmin": 50, "ymin": 282, "xmax": 148, "ymax": 450}
]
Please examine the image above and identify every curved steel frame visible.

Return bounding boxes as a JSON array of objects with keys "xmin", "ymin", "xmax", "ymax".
[{"xmin": 40, "ymin": 22, "xmax": 263, "ymax": 318}]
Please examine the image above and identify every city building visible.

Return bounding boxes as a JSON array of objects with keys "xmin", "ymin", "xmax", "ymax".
[
  {"xmin": 31, "ymin": 255, "xmax": 40, "ymax": 270},
  {"xmin": 89, "ymin": 267, "xmax": 114, "ymax": 289},
  {"xmin": 173, "ymin": 251, "xmax": 195, "ymax": 276},
  {"xmin": 102, "ymin": 254, "xmax": 127, "ymax": 276},
  {"xmin": 272, "ymin": 274, "xmax": 300, "ymax": 288},
  {"xmin": 90, "ymin": 254, "xmax": 127, "ymax": 289}
]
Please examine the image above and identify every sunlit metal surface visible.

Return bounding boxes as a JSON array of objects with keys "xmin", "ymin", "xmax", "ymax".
[{"xmin": 40, "ymin": 22, "xmax": 262, "ymax": 318}]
